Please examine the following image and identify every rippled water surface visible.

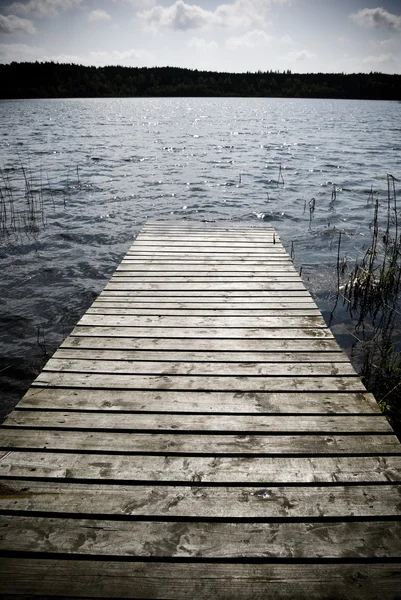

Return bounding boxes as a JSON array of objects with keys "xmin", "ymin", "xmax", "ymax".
[{"xmin": 1, "ymin": 97, "xmax": 400, "ymax": 417}]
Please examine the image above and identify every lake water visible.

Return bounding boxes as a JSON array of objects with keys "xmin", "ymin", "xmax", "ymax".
[{"xmin": 1, "ymin": 97, "xmax": 400, "ymax": 418}]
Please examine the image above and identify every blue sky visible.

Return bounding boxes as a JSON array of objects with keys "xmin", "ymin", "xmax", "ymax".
[{"xmin": 0, "ymin": 0, "xmax": 400, "ymax": 72}]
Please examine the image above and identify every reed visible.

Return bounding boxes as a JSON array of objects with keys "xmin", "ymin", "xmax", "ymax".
[
  {"xmin": 338, "ymin": 173, "xmax": 401, "ymax": 428},
  {"xmin": 0, "ymin": 160, "xmax": 83, "ymax": 238},
  {"xmin": 277, "ymin": 163, "xmax": 284, "ymax": 186}
]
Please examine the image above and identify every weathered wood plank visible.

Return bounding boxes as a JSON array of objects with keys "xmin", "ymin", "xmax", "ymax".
[
  {"xmin": 32, "ymin": 372, "xmax": 365, "ymax": 392},
  {"xmin": 135, "ymin": 237, "xmax": 280, "ymax": 242},
  {"xmin": 132, "ymin": 242, "xmax": 283, "ymax": 248},
  {"xmin": 1, "ymin": 452, "xmax": 399, "ymax": 483},
  {"xmin": 125, "ymin": 251, "xmax": 287, "ymax": 257},
  {"xmin": 54, "ymin": 348, "xmax": 348, "ymax": 362},
  {"xmin": 127, "ymin": 245, "xmax": 287, "ymax": 250},
  {"xmin": 18, "ymin": 388, "xmax": 381, "ymax": 414},
  {"xmin": 135, "ymin": 236, "xmax": 281, "ymax": 242},
  {"xmin": 1, "ymin": 516, "xmax": 400, "ymax": 559},
  {"xmin": 137, "ymin": 229, "xmax": 277, "ymax": 234},
  {"xmin": 130, "ymin": 237, "xmax": 281, "ymax": 241},
  {"xmin": 136, "ymin": 238, "xmax": 282, "ymax": 243},
  {"xmin": 4, "ymin": 412, "xmax": 391, "ymax": 433},
  {"xmin": 71, "ymin": 326, "xmax": 334, "ymax": 339},
  {"xmin": 61, "ymin": 336, "xmax": 341, "ymax": 351},
  {"xmin": 111, "ymin": 275, "xmax": 301, "ymax": 281},
  {"xmin": 105, "ymin": 282, "xmax": 306, "ymax": 291},
  {"xmin": 122, "ymin": 258, "xmax": 294, "ymax": 264},
  {"xmin": 130, "ymin": 237, "xmax": 283, "ymax": 242},
  {"xmin": 92, "ymin": 299, "xmax": 318, "ymax": 307},
  {"xmin": 42, "ymin": 359, "xmax": 356, "ymax": 377},
  {"xmin": 88, "ymin": 307, "xmax": 322, "ymax": 316},
  {"xmin": 1, "ymin": 559, "xmax": 399, "ymax": 600},
  {"xmin": 118, "ymin": 264, "xmax": 296, "ymax": 272},
  {"xmin": 78, "ymin": 315, "xmax": 327, "ymax": 329},
  {"xmin": 1, "ymin": 481, "xmax": 400, "ymax": 516},
  {"xmin": 96, "ymin": 295, "xmax": 313, "ymax": 304},
  {"xmin": 100, "ymin": 290, "xmax": 311, "ymax": 297},
  {"xmin": 143, "ymin": 224, "xmax": 275, "ymax": 229},
  {"xmin": 1, "ymin": 429, "xmax": 397, "ymax": 455}
]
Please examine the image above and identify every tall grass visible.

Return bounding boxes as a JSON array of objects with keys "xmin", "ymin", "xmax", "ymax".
[
  {"xmin": 0, "ymin": 164, "xmax": 46, "ymax": 236},
  {"xmin": 0, "ymin": 161, "xmax": 83, "ymax": 238},
  {"xmin": 338, "ymin": 173, "xmax": 401, "ymax": 427}
]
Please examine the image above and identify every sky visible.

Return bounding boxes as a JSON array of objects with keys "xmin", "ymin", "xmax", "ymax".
[{"xmin": 0, "ymin": 0, "xmax": 400, "ymax": 73}]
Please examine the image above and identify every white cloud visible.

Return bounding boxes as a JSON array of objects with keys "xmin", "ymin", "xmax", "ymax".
[
  {"xmin": 361, "ymin": 52, "xmax": 396, "ymax": 66},
  {"xmin": 124, "ymin": 0, "xmax": 156, "ymax": 8},
  {"xmin": 188, "ymin": 36, "xmax": 218, "ymax": 49},
  {"xmin": 0, "ymin": 42, "xmax": 45, "ymax": 61},
  {"xmin": 88, "ymin": 9, "xmax": 111, "ymax": 22},
  {"xmin": 0, "ymin": 41, "xmax": 153, "ymax": 66},
  {"xmin": 226, "ymin": 29, "xmax": 272, "ymax": 48},
  {"xmin": 286, "ymin": 49, "xmax": 315, "ymax": 61},
  {"xmin": 140, "ymin": 1, "xmax": 212, "ymax": 30},
  {"xmin": 350, "ymin": 7, "xmax": 401, "ymax": 31},
  {"xmin": 8, "ymin": 0, "xmax": 85, "ymax": 18},
  {"xmin": 0, "ymin": 13, "xmax": 36, "ymax": 34},
  {"xmin": 45, "ymin": 52, "xmax": 85, "ymax": 62},
  {"xmin": 139, "ymin": 0, "xmax": 288, "ymax": 31},
  {"xmin": 374, "ymin": 38, "xmax": 393, "ymax": 47},
  {"xmin": 89, "ymin": 48, "xmax": 152, "ymax": 65}
]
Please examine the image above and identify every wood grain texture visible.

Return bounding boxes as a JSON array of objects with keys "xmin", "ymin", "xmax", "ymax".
[
  {"xmin": 111, "ymin": 275, "xmax": 301, "ymax": 281},
  {"xmin": 1, "ymin": 516, "xmax": 400, "ymax": 558},
  {"xmin": 99, "ymin": 290, "xmax": 312, "ymax": 297},
  {"xmin": 2, "ymin": 559, "xmax": 400, "ymax": 600},
  {"xmin": 117, "ymin": 264, "xmax": 296, "ymax": 271},
  {"xmin": 104, "ymin": 282, "xmax": 306, "ymax": 291},
  {"xmin": 17, "ymin": 388, "xmax": 381, "ymax": 413},
  {"xmin": 31, "ymin": 372, "xmax": 365, "ymax": 392},
  {"xmin": 61, "ymin": 336, "xmax": 341, "ymax": 351},
  {"xmin": 70, "ymin": 326, "xmax": 334, "ymax": 339},
  {"xmin": 77, "ymin": 314, "xmax": 327, "ymax": 328},
  {"xmin": 1, "ymin": 452, "xmax": 400, "ymax": 483},
  {"xmin": 1, "ymin": 223, "xmax": 400, "ymax": 598},
  {"xmin": 42, "ymin": 358, "xmax": 356, "ymax": 376},
  {"xmin": 1, "ymin": 481, "xmax": 401, "ymax": 517},
  {"xmin": 3, "ymin": 412, "xmax": 391, "ymax": 433},
  {"xmin": 53, "ymin": 348, "xmax": 348, "ymax": 362},
  {"xmin": 1, "ymin": 429, "xmax": 398, "ymax": 455}
]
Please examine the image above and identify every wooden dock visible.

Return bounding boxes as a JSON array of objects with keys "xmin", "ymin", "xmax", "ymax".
[{"xmin": 0, "ymin": 223, "xmax": 400, "ymax": 599}]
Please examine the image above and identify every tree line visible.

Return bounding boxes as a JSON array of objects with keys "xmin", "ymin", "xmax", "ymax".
[{"xmin": 1, "ymin": 62, "xmax": 400, "ymax": 100}]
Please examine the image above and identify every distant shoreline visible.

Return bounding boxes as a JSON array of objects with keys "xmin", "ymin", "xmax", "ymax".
[{"xmin": 1, "ymin": 62, "xmax": 400, "ymax": 101}]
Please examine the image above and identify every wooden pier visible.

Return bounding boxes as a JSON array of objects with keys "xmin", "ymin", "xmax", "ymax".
[{"xmin": 0, "ymin": 223, "xmax": 400, "ymax": 598}]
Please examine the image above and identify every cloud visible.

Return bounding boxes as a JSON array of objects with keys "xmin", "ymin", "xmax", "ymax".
[
  {"xmin": 8, "ymin": 0, "xmax": 85, "ymax": 18},
  {"xmin": 140, "ymin": 1, "xmax": 212, "ymax": 30},
  {"xmin": 89, "ymin": 48, "xmax": 152, "ymax": 65},
  {"xmin": 45, "ymin": 52, "xmax": 85, "ymax": 62},
  {"xmin": 286, "ymin": 49, "xmax": 315, "ymax": 61},
  {"xmin": 188, "ymin": 36, "xmax": 218, "ymax": 49},
  {"xmin": 123, "ymin": 0, "xmax": 156, "ymax": 8},
  {"xmin": 226, "ymin": 29, "xmax": 272, "ymax": 48},
  {"xmin": 0, "ymin": 13, "xmax": 36, "ymax": 33},
  {"xmin": 350, "ymin": 7, "xmax": 401, "ymax": 31},
  {"xmin": 361, "ymin": 52, "xmax": 396, "ymax": 66},
  {"xmin": 0, "ymin": 42, "xmax": 153, "ymax": 66},
  {"xmin": 0, "ymin": 42, "xmax": 44, "ymax": 61},
  {"xmin": 139, "ymin": 0, "xmax": 288, "ymax": 31},
  {"xmin": 374, "ymin": 38, "xmax": 393, "ymax": 47},
  {"xmin": 88, "ymin": 9, "xmax": 111, "ymax": 22}
]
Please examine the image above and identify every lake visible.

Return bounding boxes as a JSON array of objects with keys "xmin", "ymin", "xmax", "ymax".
[{"xmin": 0, "ymin": 97, "xmax": 400, "ymax": 418}]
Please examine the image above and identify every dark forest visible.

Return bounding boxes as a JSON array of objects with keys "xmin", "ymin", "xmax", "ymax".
[{"xmin": 1, "ymin": 62, "xmax": 401, "ymax": 100}]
